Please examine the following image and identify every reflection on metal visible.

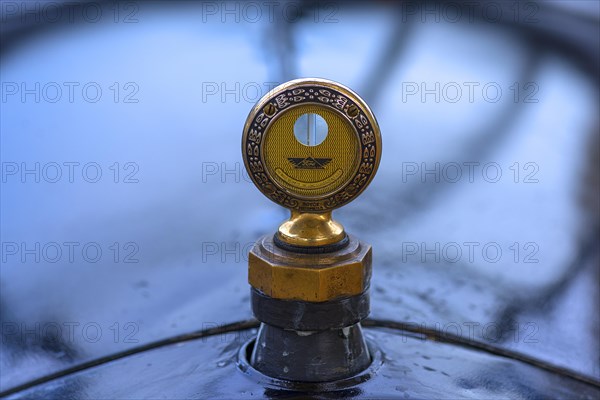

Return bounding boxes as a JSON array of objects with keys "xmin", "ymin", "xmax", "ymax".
[{"xmin": 242, "ymin": 78, "xmax": 381, "ymax": 381}]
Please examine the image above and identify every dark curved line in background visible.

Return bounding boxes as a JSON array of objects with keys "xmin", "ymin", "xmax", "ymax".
[
  {"xmin": 352, "ymin": 46, "xmax": 543, "ymax": 231},
  {"xmin": 350, "ymin": 0, "xmax": 600, "ymax": 367},
  {"xmin": 492, "ymin": 222, "xmax": 600, "ymax": 344},
  {"xmin": 1, "ymin": 316, "xmax": 599, "ymax": 398},
  {"xmin": 359, "ymin": 7, "xmax": 415, "ymax": 105},
  {"xmin": 1, "ymin": 1, "xmax": 598, "ymax": 81}
]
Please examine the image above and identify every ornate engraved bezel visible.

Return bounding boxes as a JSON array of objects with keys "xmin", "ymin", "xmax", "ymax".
[{"xmin": 242, "ymin": 78, "xmax": 382, "ymax": 212}]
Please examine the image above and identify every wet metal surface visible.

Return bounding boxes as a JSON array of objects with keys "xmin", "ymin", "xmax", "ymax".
[
  {"xmin": 1, "ymin": 1, "xmax": 599, "ymax": 397},
  {"xmin": 4, "ymin": 327, "xmax": 599, "ymax": 399}
]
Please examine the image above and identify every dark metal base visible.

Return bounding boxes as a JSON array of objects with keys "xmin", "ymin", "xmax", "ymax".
[
  {"xmin": 250, "ymin": 322, "xmax": 372, "ymax": 382},
  {"xmin": 251, "ymin": 288, "xmax": 370, "ymax": 331}
]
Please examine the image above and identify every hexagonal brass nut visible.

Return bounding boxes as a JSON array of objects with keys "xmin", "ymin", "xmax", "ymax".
[{"xmin": 248, "ymin": 235, "xmax": 372, "ymax": 302}]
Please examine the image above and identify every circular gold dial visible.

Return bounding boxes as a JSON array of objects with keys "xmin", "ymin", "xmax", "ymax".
[{"xmin": 242, "ymin": 78, "xmax": 381, "ymax": 213}]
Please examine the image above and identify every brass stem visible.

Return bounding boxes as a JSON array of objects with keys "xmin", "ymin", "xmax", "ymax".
[{"xmin": 277, "ymin": 210, "xmax": 346, "ymax": 247}]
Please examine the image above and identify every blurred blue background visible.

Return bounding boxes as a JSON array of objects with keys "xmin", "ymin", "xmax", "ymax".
[{"xmin": 1, "ymin": 0, "xmax": 599, "ymax": 393}]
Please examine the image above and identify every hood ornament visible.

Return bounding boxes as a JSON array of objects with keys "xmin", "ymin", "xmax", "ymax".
[{"xmin": 242, "ymin": 78, "xmax": 382, "ymax": 382}]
